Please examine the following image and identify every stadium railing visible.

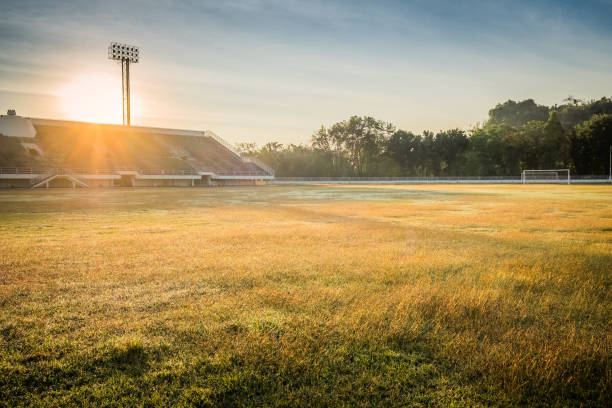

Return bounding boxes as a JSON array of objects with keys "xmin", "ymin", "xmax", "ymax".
[
  {"xmin": 273, "ymin": 176, "xmax": 522, "ymax": 182},
  {"xmin": 242, "ymin": 156, "xmax": 275, "ymax": 176},
  {"xmin": 0, "ymin": 167, "xmax": 47, "ymax": 174},
  {"xmin": 272, "ymin": 176, "xmax": 612, "ymax": 183},
  {"xmin": 203, "ymin": 130, "xmax": 242, "ymax": 158},
  {"xmin": 212, "ymin": 170, "xmax": 271, "ymax": 176},
  {"xmin": 0, "ymin": 167, "xmax": 270, "ymax": 178},
  {"xmin": 4, "ymin": 168, "xmax": 605, "ymax": 182}
]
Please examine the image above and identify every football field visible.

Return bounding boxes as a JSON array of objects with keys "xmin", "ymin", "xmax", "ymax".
[{"xmin": 0, "ymin": 185, "xmax": 610, "ymax": 406}]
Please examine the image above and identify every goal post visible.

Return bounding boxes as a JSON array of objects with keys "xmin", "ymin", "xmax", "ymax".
[{"xmin": 521, "ymin": 169, "xmax": 570, "ymax": 184}]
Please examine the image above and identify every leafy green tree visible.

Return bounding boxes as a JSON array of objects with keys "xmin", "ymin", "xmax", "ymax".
[
  {"xmin": 556, "ymin": 97, "xmax": 612, "ymax": 130},
  {"xmin": 570, "ymin": 114, "xmax": 612, "ymax": 175},
  {"xmin": 488, "ymin": 99, "xmax": 549, "ymax": 128},
  {"xmin": 322, "ymin": 116, "xmax": 394, "ymax": 176},
  {"xmin": 540, "ymin": 112, "xmax": 569, "ymax": 168},
  {"xmin": 256, "ymin": 142, "xmax": 284, "ymax": 173},
  {"xmin": 385, "ymin": 130, "xmax": 422, "ymax": 175},
  {"xmin": 432, "ymin": 129, "xmax": 469, "ymax": 175},
  {"xmin": 312, "ymin": 126, "xmax": 351, "ymax": 176},
  {"xmin": 238, "ymin": 97, "xmax": 611, "ymax": 178},
  {"xmin": 419, "ymin": 131, "xmax": 439, "ymax": 176},
  {"xmin": 516, "ymin": 120, "xmax": 545, "ymax": 169},
  {"xmin": 469, "ymin": 123, "xmax": 519, "ymax": 175},
  {"xmin": 235, "ymin": 142, "xmax": 258, "ymax": 155}
]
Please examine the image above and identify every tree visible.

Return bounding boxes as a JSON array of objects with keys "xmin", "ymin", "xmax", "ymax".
[
  {"xmin": 540, "ymin": 111, "xmax": 569, "ymax": 168},
  {"xmin": 235, "ymin": 142, "xmax": 258, "ymax": 155},
  {"xmin": 563, "ymin": 95, "xmax": 583, "ymax": 106},
  {"xmin": 469, "ymin": 123, "xmax": 519, "ymax": 175},
  {"xmin": 516, "ymin": 120, "xmax": 545, "ymax": 170},
  {"xmin": 488, "ymin": 99, "xmax": 549, "ymax": 128},
  {"xmin": 322, "ymin": 116, "xmax": 394, "ymax": 176},
  {"xmin": 235, "ymin": 97, "xmax": 612, "ymax": 178},
  {"xmin": 312, "ymin": 125, "xmax": 350, "ymax": 176},
  {"xmin": 432, "ymin": 129, "xmax": 469, "ymax": 175},
  {"xmin": 556, "ymin": 97, "xmax": 612, "ymax": 130},
  {"xmin": 419, "ymin": 131, "xmax": 439, "ymax": 176},
  {"xmin": 570, "ymin": 114, "xmax": 612, "ymax": 175},
  {"xmin": 385, "ymin": 130, "xmax": 422, "ymax": 175}
]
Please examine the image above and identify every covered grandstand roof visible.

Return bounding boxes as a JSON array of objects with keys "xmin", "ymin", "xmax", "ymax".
[{"xmin": 0, "ymin": 111, "xmax": 36, "ymax": 138}]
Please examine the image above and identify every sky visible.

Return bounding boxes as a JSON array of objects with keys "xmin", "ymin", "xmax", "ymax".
[{"xmin": 1, "ymin": 0, "xmax": 611, "ymax": 145}]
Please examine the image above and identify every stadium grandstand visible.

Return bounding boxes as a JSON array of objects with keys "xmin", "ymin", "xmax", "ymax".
[{"xmin": 0, "ymin": 110, "xmax": 274, "ymax": 188}]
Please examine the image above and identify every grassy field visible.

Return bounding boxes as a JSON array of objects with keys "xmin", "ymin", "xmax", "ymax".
[{"xmin": 0, "ymin": 185, "xmax": 610, "ymax": 407}]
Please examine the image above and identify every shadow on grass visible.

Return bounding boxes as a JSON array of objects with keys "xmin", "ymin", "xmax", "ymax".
[
  {"xmin": 91, "ymin": 339, "xmax": 159, "ymax": 375},
  {"xmin": 0, "ymin": 339, "xmax": 167, "ymax": 405}
]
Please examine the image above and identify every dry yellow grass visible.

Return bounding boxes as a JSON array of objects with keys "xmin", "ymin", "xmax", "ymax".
[{"xmin": 0, "ymin": 184, "xmax": 610, "ymax": 407}]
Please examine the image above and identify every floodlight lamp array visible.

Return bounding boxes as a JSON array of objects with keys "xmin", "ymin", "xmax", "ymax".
[{"xmin": 108, "ymin": 42, "xmax": 140, "ymax": 63}]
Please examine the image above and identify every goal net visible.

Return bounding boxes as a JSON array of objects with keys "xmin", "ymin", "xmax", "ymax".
[{"xmin": 521, "ymin": 169, "xmax": 570, "ymax": 184}]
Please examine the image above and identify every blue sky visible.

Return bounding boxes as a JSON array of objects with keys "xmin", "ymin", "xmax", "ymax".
[{"xmin": 1, "ymin": 0, "xmax": 611, "ymax": 144}]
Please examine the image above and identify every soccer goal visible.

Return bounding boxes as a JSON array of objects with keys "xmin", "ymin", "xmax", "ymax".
[{"xmin": 521, "ymin": 169, "xmax": 570, "ymax": 184}]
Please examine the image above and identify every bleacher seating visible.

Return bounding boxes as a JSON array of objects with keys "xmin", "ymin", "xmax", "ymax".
[
  {"xmin": 0, "ymin": 135, "xmax": 47, "ymax": 168},
  {"xmin": 2, "ymin": 120, "xmax": 270, "ymax": 177},
  {"xmin": 34, "ymin": 124, "xmax": 194, "ymax": 171},
  {"xmin": 165, "ymin": 134, "xmax": 265, "ymax": 175}
]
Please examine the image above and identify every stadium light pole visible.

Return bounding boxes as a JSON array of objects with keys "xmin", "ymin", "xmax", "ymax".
[{"xmin": 108, "ymin": 42, "xmax": 140, "ymax": 126}]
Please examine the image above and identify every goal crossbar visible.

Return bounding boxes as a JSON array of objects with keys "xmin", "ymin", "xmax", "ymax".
[{"xmin": 521, "ymin": 169, "xmax": 570, "ymax": 184}]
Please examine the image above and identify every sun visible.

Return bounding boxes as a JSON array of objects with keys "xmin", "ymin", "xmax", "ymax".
[{"xmin": 58, "ymin": 73, "xmax": 142, "ymax": 124}]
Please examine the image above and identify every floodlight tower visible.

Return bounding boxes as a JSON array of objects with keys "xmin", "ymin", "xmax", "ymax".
[{"xmin": 108, "ymin": 42, "xmax": 140, "ymax": 126}]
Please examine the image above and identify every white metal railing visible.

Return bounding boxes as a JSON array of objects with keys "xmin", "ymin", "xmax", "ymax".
[
  {"xmin": 65, "ymin": 168, "xmax": 119, "ymax": 175},
  {"xmin": 2, "ymin": 168, "xmax": 609, "ymax": 181},
  {"xmin": 191, "ymin": 163, "xmax": 269, "ymax": 177},
  {"xmin": 0, "ymin": 167, "xmax": 46, "ymax": 174},
  {"xmin": 203, "ymin": 130, "xmax": 242, "ymax": 158},
  {"xmin": 214, "ymin": 171, "xmax": 271, "ymax": 176},
  {"xmin": 274, "ymin": 176, "xmax": 523, "ymax": 181},
  {"xmin": 272, "ymin": 176, "xmax": 612, "ymax": 184},
  {"xmin": 29, "ymin": 170, "xmax": 56, "ymax": 186},
  {"xmin": 0, "ymin": 166, "xmax": 271, "ymax": 178},
  {"xmin": 0, "ymin": 167, "xmax": 196, "ymax": 176},
  {"xmin": 138, "ymin": 169, "xmax": 196, "ymax": 175},
  {"xmin": 242, "ymin": 156, "xmax": 275, "ymax": 176}
]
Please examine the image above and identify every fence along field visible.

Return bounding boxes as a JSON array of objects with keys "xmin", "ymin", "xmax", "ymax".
[{"xmin": 0, "ymin": 184, "xmax": 610, "ymax": 406}]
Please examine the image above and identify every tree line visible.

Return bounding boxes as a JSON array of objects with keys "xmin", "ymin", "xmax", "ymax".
[{"xmin": 237, "ymin": 97, "xmax": 612, "ymax": 177}]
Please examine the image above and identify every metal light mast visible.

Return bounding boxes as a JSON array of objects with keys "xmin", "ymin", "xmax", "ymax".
[{"xmin": 108, "ymin": 42, "xmax": 140, "ymax": 126}]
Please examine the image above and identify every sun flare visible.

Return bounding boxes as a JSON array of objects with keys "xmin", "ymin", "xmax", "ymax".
[{"xmin": 58, "ymin": 73, "xmax": 142, "ymax": 124}]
